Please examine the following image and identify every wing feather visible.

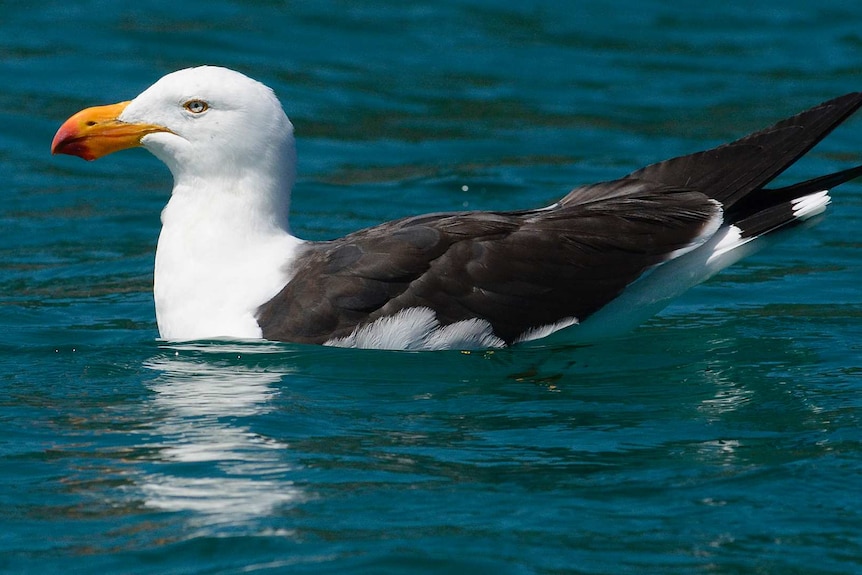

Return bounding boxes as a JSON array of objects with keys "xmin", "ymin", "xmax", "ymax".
[{"xmin": 257, "ymin": 181, "xmax": 720, "ymax": 344}]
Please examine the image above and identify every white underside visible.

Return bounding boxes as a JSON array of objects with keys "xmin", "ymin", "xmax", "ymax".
[
  {"xmin": 323, "ymin": 307, "xmax": 581, "ymax": 351},
  {"xmin": 324, "ymin": 308, "xmax": 506, "ymax": 351}
]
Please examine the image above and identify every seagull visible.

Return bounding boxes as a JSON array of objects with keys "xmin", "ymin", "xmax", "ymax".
[{"xmin": 51, "ymin": 66, "xmax": 862, "ymax": 350}]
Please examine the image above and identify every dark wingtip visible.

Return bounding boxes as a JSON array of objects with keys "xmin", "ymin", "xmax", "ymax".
[{"xmin": 626, "ymin": 91, "xmax": 862, "ymax": 208}]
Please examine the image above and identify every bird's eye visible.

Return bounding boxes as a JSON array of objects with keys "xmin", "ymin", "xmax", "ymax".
[{"xmin": 183, "ymin": 99, "xmax": 209, "ymax": 114}]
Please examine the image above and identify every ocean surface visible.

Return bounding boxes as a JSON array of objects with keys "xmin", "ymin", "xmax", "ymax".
[{"xmin": 2, "ymin": 1, "xmax": 861, "ymax": 573}]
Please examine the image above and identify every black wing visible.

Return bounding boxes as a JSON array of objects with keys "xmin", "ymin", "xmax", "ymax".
[
  {"xmin": 257, "ymin": 181, "xmax": 718, "ymax": 344},
  {"xmin": 625, "ymin": 91, "xmax": 862, "ymax": 208},
  {"xmin": 257, "ymin": 92, "xmax": 862, "ymax": 345}
]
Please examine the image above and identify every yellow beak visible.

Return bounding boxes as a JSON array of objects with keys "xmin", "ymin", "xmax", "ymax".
[{"xmin": 51, "ymin": 101, "xmax": 171, "ymax": 161}]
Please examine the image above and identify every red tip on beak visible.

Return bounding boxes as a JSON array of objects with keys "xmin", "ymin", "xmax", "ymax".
[{"xmin": 51, "ymin": 101, "xmax": 170, "ymax": 160}]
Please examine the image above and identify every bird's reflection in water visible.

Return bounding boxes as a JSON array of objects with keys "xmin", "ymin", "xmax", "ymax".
[{"xmin": 140, "ymin": 342, "xmax": 301, "ymax": 526}]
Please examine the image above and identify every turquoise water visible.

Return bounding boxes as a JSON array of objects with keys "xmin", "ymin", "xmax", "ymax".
[{"xmin": 2, "ymin": 1, "xmax": 862, "ymax": 573}]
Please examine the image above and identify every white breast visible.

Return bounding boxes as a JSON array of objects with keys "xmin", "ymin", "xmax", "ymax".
[{"xmin": 153, "ymin": 190, "xmax": 302, "ymax": 341}]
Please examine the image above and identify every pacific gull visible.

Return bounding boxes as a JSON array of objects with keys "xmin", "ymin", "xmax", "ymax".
[{"xmin": 51, "ymin": 66, "xmax": 862, "ymax": 350}]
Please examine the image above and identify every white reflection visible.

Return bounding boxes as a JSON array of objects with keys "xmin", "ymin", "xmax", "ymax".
[
  {"xmin": 139, "ymin": 342, "xmax": 301, "ymax": 525},
  {"xmin": 696, "ymin": 358, "xmax": 754, "ymax": 419},
  {"xmin": 699, "ymin": 383, "xmax": 754, "ymax": 415}
]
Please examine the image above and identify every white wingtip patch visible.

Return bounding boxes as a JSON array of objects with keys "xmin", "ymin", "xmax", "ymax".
[{"xmin": 791, "ymin": 190, "xmax": 831, "ymax": 220}]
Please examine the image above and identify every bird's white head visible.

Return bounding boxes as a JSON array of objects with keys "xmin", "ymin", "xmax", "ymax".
[
  {"xmin": 52, "ymin": 67, "xmax": 304, "ymax": 339},
  {"xmin": 123, "ymin": 66, "xmax": 295, "ymax": 186},
  {"xmin": 52, "ymin": 66, "xmax": 297, "ymax": 219}
]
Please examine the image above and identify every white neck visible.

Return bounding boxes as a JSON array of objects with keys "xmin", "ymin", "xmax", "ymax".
[
  {"xmin": 135, "ymin": 97, "xmax": 305, "ymax": 341},
  {"xmin": 153, "ymin": 175, "xmax": 303, "ymax": 341}
]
